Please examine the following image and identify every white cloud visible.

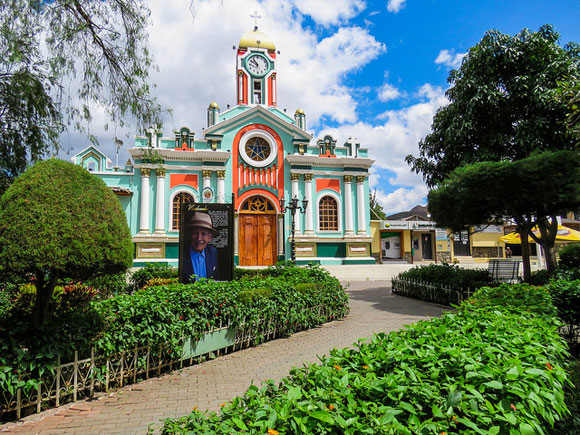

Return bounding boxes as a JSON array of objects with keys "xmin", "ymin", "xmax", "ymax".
[
  {"xmin": 378, "ymin": 82, "xmax": 402, "ymax": 101},
  {"xmin": 316, "ymin": 83, "xmax": 447, "ymax": 213},
  {"xmin": 293, "ymin": 0, "xmax": 365, "ymax": 26},
  {"xmin": 435, "ymin": 49, "xmax": 466, "ymax": 68},
  {"xmin": 387, "ymin": 0, "xmax": 406, "ymax": 13},
  {"xmin": 381, "ymin": 186, "xmax": 428, "ymax": 214}
]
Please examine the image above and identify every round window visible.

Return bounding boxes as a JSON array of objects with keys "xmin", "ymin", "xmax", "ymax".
[
  {"xmin": 245, "ymin": 137, "xmax": 271, "ymax": 162},
  {"xmin": 239, "ymin": 130, "xmax": 277, "ymax": 167}
]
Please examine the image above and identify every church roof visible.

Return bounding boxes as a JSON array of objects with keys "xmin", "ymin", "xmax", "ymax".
[{"xmin": 239, "ymin": 27, "xmax": 276, "ymax": 51}]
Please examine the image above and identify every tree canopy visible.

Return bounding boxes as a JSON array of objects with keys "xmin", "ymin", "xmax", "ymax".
[
  {"xmin": 406, "ymin": 25, "xmax": 580, "ymax": 187},
  {"xmin": 0, "ymin": 0, "xmax": 162, "ymax": 192},
  {"xmin": 0, "ymin": 159, "xmax": 133, "ymax": 324},
  {"xmin": 406, "ymin": 25, "xmax": 580, "ymax": 278}
]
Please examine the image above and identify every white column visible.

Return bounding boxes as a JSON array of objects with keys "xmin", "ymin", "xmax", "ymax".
[
  {"xmin": 291, "ymin": 173, "xmax": 301, "ymax": 234},
  {"xmin": 202, "ymin": 170, "xmax": 212, "ymax": 189},
  {"xmin": 217, "ymin": 170, "xmax": 226, "ymax": 203},
  {"xmin": 154, "ymin": 169, "xmax": 166, "ymax": 234},
  {"xmin": 356, "ymin": 175, "xmax": 367, "ymax": 235},
  {"xmin": 139, "ymin": 168, "xmax": 151, "ymax": 233},
  {"xmin": 344, "ymin": 175, "xmax": 354, "ymax": 236},
  {"xmin": 304, "ymin": 173, "xmax": 314, "ymax": 235}
]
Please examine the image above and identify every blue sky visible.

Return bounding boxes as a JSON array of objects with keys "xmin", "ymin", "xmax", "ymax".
[{"xmin": 61, "ymin": 0, "xmax": 580, "ymax": 214}]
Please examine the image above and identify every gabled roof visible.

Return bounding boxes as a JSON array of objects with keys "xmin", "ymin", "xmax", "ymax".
[
  {"xmin": 71, "ymin": 145, "xmax": 109, "ymax": 161},
  {"xmin": 204, "ymin": 105, "xmax": 312, "ymax": 142}
]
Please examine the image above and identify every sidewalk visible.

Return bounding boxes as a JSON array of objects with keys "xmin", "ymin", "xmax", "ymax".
[{"xmin": 1, "ymin": 280, "xmax": 446, "ymax": 435}]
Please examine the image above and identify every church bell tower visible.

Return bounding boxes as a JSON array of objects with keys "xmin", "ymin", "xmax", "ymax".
[{"xmin": 236, "ymin": 18, "xmax": 277, "ymax": 107}]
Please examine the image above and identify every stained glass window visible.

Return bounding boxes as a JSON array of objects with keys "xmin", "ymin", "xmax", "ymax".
[{"xmin": 245, "ymin": 137, "xmax": 271, "ymax": 162}]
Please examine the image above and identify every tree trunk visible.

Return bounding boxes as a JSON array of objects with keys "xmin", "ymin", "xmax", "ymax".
[
  {"xmin": 530, "ymin": 216, "xmax": 558, "ymax": 273},
  {"xmin": 517, "ymin": 222, "xmax": 532, "ymax": 282},
  {"xmin": 31, "ymin": 272, "xmax": 58, "ymax": 326}
]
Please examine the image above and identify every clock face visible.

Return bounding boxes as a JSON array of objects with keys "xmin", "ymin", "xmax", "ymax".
[{"xmin": 247, "ymin": 55, "xmax": 269, "ymax": 76}]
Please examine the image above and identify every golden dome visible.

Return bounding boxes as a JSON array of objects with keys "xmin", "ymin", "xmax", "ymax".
[
  {"xmin": 239, "ymin": 27, "xmax": 276, "ymax": 51},
  {"xmin": 295, "ymin": 108, "xmax": 305, "ymax": 115},
  {"xmin": 208, "ymin": 102, "xmax": 219, "ymax": 109}
]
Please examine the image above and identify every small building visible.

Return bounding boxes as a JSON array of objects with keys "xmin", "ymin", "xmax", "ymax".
[{"xmin": 72, "ymin": 25, "xmax": 375, "ymax": 267}]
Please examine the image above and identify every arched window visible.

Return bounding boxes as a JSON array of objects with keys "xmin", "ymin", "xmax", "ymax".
[
  {"xmin": 172, "ymin": 192, "xmax": 194, "ymax": 230},
  {"xmin": 319, "ymin": 196, "xmax": 338, "ymax": 231}
]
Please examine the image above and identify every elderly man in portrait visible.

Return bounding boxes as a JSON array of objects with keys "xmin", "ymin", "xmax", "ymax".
[{"xmin": 181, "ymin": 211, "xmax": 219, "ymax": 283}]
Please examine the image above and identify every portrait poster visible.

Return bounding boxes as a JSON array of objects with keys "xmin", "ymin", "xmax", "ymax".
[{"xmin": 178, "ymin": 203, "xmax": 234, "ymax": 283}]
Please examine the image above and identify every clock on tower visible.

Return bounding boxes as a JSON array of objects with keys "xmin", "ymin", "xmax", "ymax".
[{"xmin": 236, "ymin": 23, "xmax": 277, "ymax": 106}]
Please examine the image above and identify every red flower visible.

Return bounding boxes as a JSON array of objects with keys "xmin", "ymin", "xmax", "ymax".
[
  {"xmin": 510, "ymin": 404, "xmax": 517, "ymax": 411},
  {"xmin": 546, "ymin": 363, "xmax": 553, "ymax": 370},
  {"xmin": 179, "ymin": 316, "xmax": 183, "ymax": 320}
]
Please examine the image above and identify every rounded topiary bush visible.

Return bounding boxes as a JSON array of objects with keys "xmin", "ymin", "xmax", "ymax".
[
  {"xmin": 0, "ymin": 158, "xmax": 133, "ymax": 324},
  {"xmin": 559, "ymin": 243, "xmax": 580, "ymax": 269}
]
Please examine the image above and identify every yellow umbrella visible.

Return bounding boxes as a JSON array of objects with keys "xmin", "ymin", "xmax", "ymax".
[{"xmin": 499, "ymin": 225, "xmax": 580, "ymax": 244}]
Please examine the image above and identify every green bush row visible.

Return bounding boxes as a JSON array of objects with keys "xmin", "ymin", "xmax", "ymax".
[
  {"xmin": 162, "ymin": 283, "xmax": 571, "ymax": 434},
  {"xmin": 395, "ymin": 264, "xmax": 494, "ymax": 290},
  {"xmin": 0, "ymin": 265, "xmax": 348, "ymax": 404}
]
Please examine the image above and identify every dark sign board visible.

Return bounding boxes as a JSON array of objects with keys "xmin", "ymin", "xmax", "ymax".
[{"xmin": 178, "ymin": 203, "xmax": 234, "ymax": 283}]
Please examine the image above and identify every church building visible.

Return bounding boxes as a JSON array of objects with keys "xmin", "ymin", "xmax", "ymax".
[{"xmin": 72, "ymin": 25, "xmax": 375, "ymax": 267}]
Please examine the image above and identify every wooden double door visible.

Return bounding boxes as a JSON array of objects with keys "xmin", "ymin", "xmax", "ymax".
[{"xmin": 238, "ymin": 213, "xmax": 277, "ymax": 266}]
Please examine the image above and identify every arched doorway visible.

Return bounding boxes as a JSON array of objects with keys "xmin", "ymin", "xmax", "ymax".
[{"xmin": 238, "ymin": 196, "xmax": 277, "ymax": 266}]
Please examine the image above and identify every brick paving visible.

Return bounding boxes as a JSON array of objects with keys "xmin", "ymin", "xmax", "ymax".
[{"xmin": 0, "ymin": 280, "xmax": 445, "ymax": 435}]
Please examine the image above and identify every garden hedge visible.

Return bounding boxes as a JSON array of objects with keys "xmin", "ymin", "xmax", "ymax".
[
  {"xmin": 162, "ymin": 283, "xmax": 571, "ymax": 434},
  {"xmin": 0, "ymin": 265, "xmax": 348, "ymax": 410}
]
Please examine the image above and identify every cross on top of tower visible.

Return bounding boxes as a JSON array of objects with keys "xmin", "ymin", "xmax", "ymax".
[{"xmin": 250, "ymin": 10, "xmax": 262, "ymax": 30}]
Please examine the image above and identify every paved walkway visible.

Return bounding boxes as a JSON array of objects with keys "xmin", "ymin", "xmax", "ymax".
[{"xmin": 1, "ymin": 280, "xmax": 446, "ymax": 435}]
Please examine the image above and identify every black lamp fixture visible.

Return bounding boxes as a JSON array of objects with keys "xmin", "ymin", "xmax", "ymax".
[{"xmin": 279, "ymin": 195, "xmax": 308, "ymax": 262}]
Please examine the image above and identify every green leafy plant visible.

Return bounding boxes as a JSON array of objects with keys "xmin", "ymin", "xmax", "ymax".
[
  {"xmin": 558, "ymin": 243, "xmax": 580, "ymax": 269},
  {"xmin": 161, "ymin": 283, "xmax": 572, "ymax": 434},
  {"xmin": 129, "ymin": 263, "xmax": 178, "ymax": 291}
]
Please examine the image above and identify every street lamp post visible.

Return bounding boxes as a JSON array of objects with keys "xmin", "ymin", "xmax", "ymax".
[{"xmin": 279, "ymin": 195, "xmax": 308, "ymax": 262}]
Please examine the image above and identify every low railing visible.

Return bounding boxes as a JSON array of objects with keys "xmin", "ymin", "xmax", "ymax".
[
  {"xmin": 391, "ymin": 277, "xmax": 475, "ymax": 306},
  {"xmin": 1, "ymin": 304, "xmax": 334, "ymax": 421}
]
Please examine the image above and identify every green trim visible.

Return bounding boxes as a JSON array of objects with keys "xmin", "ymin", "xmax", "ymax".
[
  {"xmin": 381, "ymin": 232, "xmax": 402, "ymax": 239},
  {"xmin": 238, "ymin": 185, "xmax": 277, "ymax": 196},
  {"xmin": 343, "ymin": 259, "xmax": 376, "ymax": 265},
  {"xmin": 291, "ymin": 165, "xmax": 312, "ymax": 170},
  {"xmin": 344, "ymin": 167, "xmax": 368, "ymax": 172}
]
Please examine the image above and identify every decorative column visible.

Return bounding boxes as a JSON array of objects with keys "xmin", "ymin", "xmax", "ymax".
[
  {"xmin": 356, "ymin": 175, "xmax": 367, "ymax": 235},
  {"xmin": 139, "ymin": 168, "xmax": 151, "ymax": 234},
  {"xmin": 291, "ymin": 173, "xmax": 301, "ymax": 234},
  {"xmin": 343, "ymin": 175, "xmax": 354, "ymax": 236},
  {"xmin": 154, "ymin": 168, "xmax": 166, "ymax": 234},
  {"xmin": 202, "ymin": 170, "xmax": 212, "ymax": 189},
  {"xmin": 278, "ymin": 214, "xmax": 284, "ymax": 257},
  {"xmin": 217, "ymin": 170, "xmax": 226, "ymax": 203},
  {"xmin": 304, "ymin": 173, "xmax": 314, "ymax": 235}
]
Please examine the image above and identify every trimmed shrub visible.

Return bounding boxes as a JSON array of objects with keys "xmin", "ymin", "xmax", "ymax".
[
  {"xmin": 161, "ymin": 283, "xmax": 570, "ymax": 434},
  {"xmin": 559, "ymin": 243, "xmax": 580, "ymax": 269},
  {"xmin": 129, "ymin": 263, "xmax": 178, "ymax": 291},
  {"xmin": 545, "ymin": 278, "xmax": 580, "ymax": 349},
  {"xmin": 396, "ymin": 264, "xmax": 493, "ymax": 290}
]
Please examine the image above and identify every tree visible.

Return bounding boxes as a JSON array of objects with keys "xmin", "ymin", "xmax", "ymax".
[
  {"xmin": 0, "ymin": 0, "xmax": 162, "ymax": 193},
  {"xmin": 407, "ymin": 25, "xmax": 579, "ymax": 187},
  {"xmin": 428, "ymin": 151, "xmax": 580, "ymax": 277},
  {"xmin": 405, "ymin": 25, "xmax": 580, "ymax": 279},
  {"xmin": 369, "ymin": 189, "xmax": 387, "ymax": 220},
  {"xmin": 0, "ymin": 159, "xmax": 133, "ymax": 325}
]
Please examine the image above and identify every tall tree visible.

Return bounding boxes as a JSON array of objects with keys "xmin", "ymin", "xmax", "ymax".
[
  {"xmin": 406, "ymin": 25, "xmax": 580, "ymax": 278},
  {"xmin": 0, "ymin": 0, "xmax": 162, "ymax": 192},
  {"xmin": 0, "ymin": 159, "xmax": 133, "ymax": 325},
  {"xmin": 428, "ymin": 151, "xmax": 580, "ymax": 276},
  {"xmin": 369, "ymin": 189, "xmax": 387, "ymax": 220},
  {"xmin": 407, "ymin": 25, "xmax": 579, "ymax": 187}
]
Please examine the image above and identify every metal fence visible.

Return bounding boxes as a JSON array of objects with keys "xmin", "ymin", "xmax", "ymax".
[
  {"xmin": 1, "ymin": 304, "xmax": 333, "ymax": 421},
  {"xmin": 391, "ymin": 277, "xmax": 475, "ymax": 306}
]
